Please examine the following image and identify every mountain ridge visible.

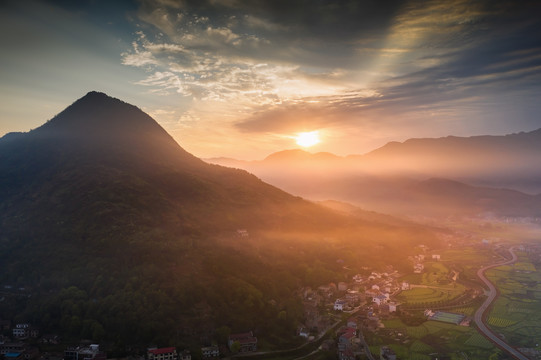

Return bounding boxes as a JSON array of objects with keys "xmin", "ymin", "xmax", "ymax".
[{"xmin": 206, "ymin": 128, "xmax": 541, "ymax": 218}]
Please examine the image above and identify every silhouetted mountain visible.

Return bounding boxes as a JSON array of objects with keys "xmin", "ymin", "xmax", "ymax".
[
  {"xmin": 361, "ymin": 129, "xmax": 541, "ymax": 192},
  {"xmin": 0, "ymin": 92, "xmax": 440, "ymax": 348},
  {"xmin": 0, "ymin": 92, "xmax": 343, "ymax": 238}
]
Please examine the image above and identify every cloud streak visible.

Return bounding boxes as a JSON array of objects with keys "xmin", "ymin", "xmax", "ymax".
[{"xmin": 119, "ymin": 0, "xmax": 541, "ymax": 156}]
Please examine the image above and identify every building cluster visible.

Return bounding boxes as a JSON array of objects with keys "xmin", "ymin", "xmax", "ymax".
[
  {"xmin": 412, "ymin": 254, "xmax": 425, "ymax": 273},
  {"xmin": 142, "ymin": 331, "xmax": 257, "ymax": 360},
  {"xmin": 0, "ymin": 321, "xmax": 42, "ymax": 360},
  {"xmin": 64, "ymin": 345, "xmax": 106, "ymax": 360},
  {"xmin": 336, "ymin": 317, "xmax": 364, "ymax": 360},
  {"xmin": 0, "ymin": 315, "xmax": 260, "ymax": 360},
  {"xmin": 410, "ymin": 249, "xmax": 442, "ymax": 273},
  {"xmin": 146, "ymin": 347, "xmax": 191, "ymax": 360}
]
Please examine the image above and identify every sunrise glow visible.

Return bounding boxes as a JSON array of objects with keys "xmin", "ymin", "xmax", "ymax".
[{"xmin": 295, "ymin": 131, "xmax": 320, "ymax": 147}]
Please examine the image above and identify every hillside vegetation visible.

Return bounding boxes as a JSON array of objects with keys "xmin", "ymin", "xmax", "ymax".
[{"xmin": 0, "ymin": 92, "xmax": 441, "ymax": 350}]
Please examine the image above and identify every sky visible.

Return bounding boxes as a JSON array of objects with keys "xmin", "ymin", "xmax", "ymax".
[{"xmin": 1, "ymin": 0, "xmax": 541, "ymax": 160}]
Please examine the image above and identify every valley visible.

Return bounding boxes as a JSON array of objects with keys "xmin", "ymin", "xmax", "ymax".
[{"xmin": 1, "ymin": 93, "xmax": 541, "ymax": 360}]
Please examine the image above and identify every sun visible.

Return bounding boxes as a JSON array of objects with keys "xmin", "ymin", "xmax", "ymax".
[{"xmin": 295, "ymin": 131, "xmax": 320, "ymax": 147}]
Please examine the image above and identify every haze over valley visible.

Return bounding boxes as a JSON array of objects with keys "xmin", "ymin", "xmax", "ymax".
[{"xmin": 207, "ymin": 130, "xmax": 541, "ymax": 221}]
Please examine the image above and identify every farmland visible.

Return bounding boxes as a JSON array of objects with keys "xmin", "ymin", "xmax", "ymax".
[
  {"xmin": 372, "ymin": 316, "xmax": 499, "ymax": 359},
  {"xmin": 485, "ymin": 249, "xmax": 541, "ymax": 348}
]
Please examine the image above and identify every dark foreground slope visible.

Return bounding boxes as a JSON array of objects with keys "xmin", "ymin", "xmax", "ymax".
[{"xmin": 0, "ymin": 92, "xmax": 440, "ymax": 349}]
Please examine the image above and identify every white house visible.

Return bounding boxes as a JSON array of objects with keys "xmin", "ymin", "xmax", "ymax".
[
  {"xmin": 373, "ymin": 294, "xmax": 387, "ymax": 306},
  {"xmin": 201, "ymin": 346, "xmax": 219, "ymax": 358},
  {"xmin": 334, "ymin": 299, "xmax": 347, "ymax": 311}
]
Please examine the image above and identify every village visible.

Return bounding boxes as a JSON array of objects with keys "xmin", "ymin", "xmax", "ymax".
[{"xmin": 0, "ymin": 243, "xmax": 494, "ymax": 360}]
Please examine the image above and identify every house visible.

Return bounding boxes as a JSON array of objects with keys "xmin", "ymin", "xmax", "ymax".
[
  {"xmin": 346, "ymin": 318, "xmax": 358, "ymax": 329},
  {"xmin": 318, "ymin": 285, "xmax": 333, "ymax": 297},
  {"xmin": 365, "ymin": 289, "xmax": 378, "ymax": 298},
  {"xmin": 228, "ymin": 331, "xmax": 257, "ymax": 353},
  {"xmin": 147, "ymin": 347, "xmax": 177, "ymax": 360},
  {"xmin": 338, "ymin": 331, "xmax": 356, "ymax": 346},
  {"xmin": 65, "ymin": 345, "xmax": 106, "ymax": 360},
  {"xmin": 28, "ymin": 327, "xmax": 39, "ymax": 339},
  {"xmin": 298, "ymin": 327, "xmax": 310, "ymax": 338},
  {"xmin": 372, "ymin": 294, "xmax": 387, "ymax": 306},
  {"xmin": 338, "ymin": 282, "xmax": 348, "ymax": 291},
  {"xmin": 380, "ymin": 346, "xmax": 396, "ymax": 360},
  {"xmin": 345, "ymin": 290, "xmax": 359, "ymax": 303},
  {"xmin": 201, "ymin": 346, "xmax": 219, "ymax": 359},
  {"xmin": 334, "ymin": 299, "xmax": 347, "ymax": 311},
  {"xmin": 13, "ymin": 324, "xmax": 29, "ymax": 339},
  {"xmin": 388, "ymin": 302, "xmax": 398, "ymax": 313},
  {"xmin": 39, "ymin": 334, "xmax": 60, "ymax": 345},
  {"xmin": 401, "ymin": 281, "xmax": 410, "ymax": 290},
  {"xmin": 0, "ymin": 342, "xmax": 26, "ymax": 355},
  {"xmin": 352, "ymin": 274, "xmax": 363, "ymax": 283},
  {"xmin": 337, "ymin": 327, "xmax": 357, "ymax": 360},
  {"xmin": 432, "ymin": 254, "xmax": 441, "ymax": 260}
]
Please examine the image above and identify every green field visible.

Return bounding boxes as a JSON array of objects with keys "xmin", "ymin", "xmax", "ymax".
[
  {"xmin": 485, "ymin": 250, "xmax": 541, "ymax": 348},
  {"xmin": 378, "ymin": 316, "xmax": 497, "ymax": 358},
  {"xmin": 396, "ymin": 284, "xmax": 465, "ymax": 305}
]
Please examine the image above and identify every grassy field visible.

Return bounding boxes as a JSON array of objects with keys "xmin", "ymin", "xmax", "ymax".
[
  {"xmin": 485, "ymin": 250, "xmax": 541, "ymax": 348},
  {"xmin": 377, "ymin": 316, "xmax": 498, "ymax": 359}
]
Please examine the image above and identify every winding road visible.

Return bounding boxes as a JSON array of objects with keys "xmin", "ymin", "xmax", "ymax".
[{"xmin": 474, "ymin": 247, "xmax": 530, "ymax": 360}]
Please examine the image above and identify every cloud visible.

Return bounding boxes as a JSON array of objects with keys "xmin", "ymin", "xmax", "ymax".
[{"xmin": 123, "ymin": 0, "xmax": 541, "ymax": 148}]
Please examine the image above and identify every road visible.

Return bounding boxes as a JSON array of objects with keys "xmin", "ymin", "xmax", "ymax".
[
  {"xmin": 474, "ymin": 247, "xmax": 530, "ymax": 360},
  {"xmin": 358, "ymin": 327, "xmax": 376, "ymax": 360}
]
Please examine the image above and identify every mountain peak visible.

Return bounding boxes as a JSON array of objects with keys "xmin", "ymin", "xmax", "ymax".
[
  {"xmin": 263, "ymin": 149, "xmax": 312, "ymax": 162},
  {"xmin": 16, "ymin": 91, "xmax": 202, "ymax": 167},
  {"xmin": 36, "ymin": 91, "xmax": 156, "ymax": 137}
]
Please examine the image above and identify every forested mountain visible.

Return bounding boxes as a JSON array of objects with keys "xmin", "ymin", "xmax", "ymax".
[{"xmin": 0, "ymin": 92, "xmax": 439, "ymax": 350}]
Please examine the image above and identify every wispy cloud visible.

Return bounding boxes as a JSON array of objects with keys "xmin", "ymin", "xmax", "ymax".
[{"xmin": 119, "ymin": 0, "xmax": 541, "ymax": 156}]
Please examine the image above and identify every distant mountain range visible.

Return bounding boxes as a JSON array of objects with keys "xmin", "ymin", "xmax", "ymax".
[
  {"xmin": 0, "ymin": 92, "xmax": 440, "ymax": 347},
  {"xmin": 207, "ymin": 129, "xmax": 541, "ymax": 219}
]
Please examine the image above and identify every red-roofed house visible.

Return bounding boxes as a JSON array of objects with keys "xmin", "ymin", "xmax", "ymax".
[
  {"xmin": 147, "ymin": 347, "xmax": 177, "ymax": 360},
  {"xmin": 228, "ymin": 331, "xmax": 257, "ymax": 353}
]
